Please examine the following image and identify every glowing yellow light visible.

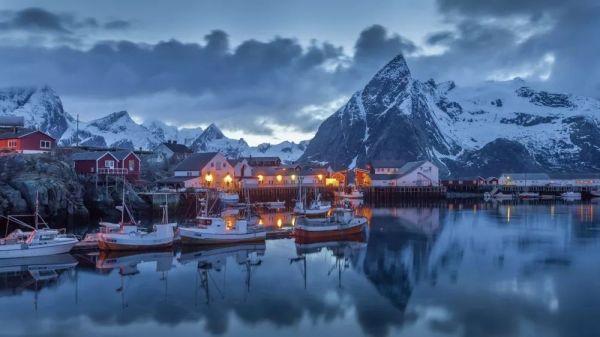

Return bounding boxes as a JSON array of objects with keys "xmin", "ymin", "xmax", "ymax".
[
  {"xmin": 276, "ymin": 174, "xmax": 282, "ymax": 182},
  {"xmin": 258, "ymin": 218, "xmax": 264, "ymax": 225},
  {"xmin": 224, "ymin": 174, "xmax": 232, "ymax": 183},
  {"xmin": 205, "ymin": 173, "xmax": 213, "ymax": 182},
  {"xmin": 317, "ymin": 174, "xmax": 323, "ymax": 181},
  {"xmin": 291, "ymin": 174, "xmax": 296, "ymax": 181},
  {"xmin": 277, "ymin": 218, "xmax": 282, "ymax": 227},
  {"xmin": 257, "ymin": 175, "xmax": 264, "ymax": 182}
]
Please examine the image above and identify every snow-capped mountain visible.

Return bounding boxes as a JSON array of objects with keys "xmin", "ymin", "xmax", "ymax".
[
  {"xmin": 0, "ymin": 86, "xmax": 72, "ymax": 139},
  {"xmin": 300, "ymin": 54, "xmax": 600, "ymax": 176},
  {"xmin": 0, "ymin": 86, "xmax": 307, "ymax": 161},
  {"xmin": 191, "ymin": 123, "xmax": 308, "ymax": 161}
]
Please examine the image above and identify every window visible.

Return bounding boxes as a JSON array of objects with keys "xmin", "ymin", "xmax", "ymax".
[
  {"xmin": 105, "ymin": 160, "xmax": 115, "ymax": 169},
  {"xmin": 8, "ymin": 140, "xmax": 17, "ymax": 148},
  {"xmin": 128, "ymin": 159, "xmax": 135, "ymax": 171},
  {"xmin": 40, "ymin": 140, "xmax": 51, "ymax": 149}
]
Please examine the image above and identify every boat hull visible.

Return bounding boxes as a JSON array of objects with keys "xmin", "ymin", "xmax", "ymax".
[
  {"xmin": 179, "ymin": 229, "xmax": 266, "ymax": 245},
  {"xmin": 97, "ymin": 239, "xmax": 174, "ymax": 251},
  {"xmin": 294, "ymin": 222, "xmax": 366, "ymax": 241},
  {"xmin": 0, "ymin": 240, "xmax": 77, "ymax": 259}
]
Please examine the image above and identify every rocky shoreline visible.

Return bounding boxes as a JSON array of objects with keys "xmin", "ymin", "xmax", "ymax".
[{"xmin": 0, "ymin": 154, "xmax": 149, "ymax": 221}]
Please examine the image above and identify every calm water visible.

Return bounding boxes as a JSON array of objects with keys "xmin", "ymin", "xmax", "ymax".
[{"xmin": 1, "ymin": 202, "xmax": 600, "ymax": 337}]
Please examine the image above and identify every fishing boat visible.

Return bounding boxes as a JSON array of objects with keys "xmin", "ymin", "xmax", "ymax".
[
  {"xmin": 293, "ymin": 176, "xmax": 331, "ymax": 216},
  {"xmin": 483, "ymin": 188, "xmax": 513, "ymax": 200},
  {"xmin": 179, "ymin": 190, "xmax": 266, "ymax": 244},
  {"xmin": 294, "ymin": 208, "xmax": 367, "ymax": 241},
  {"xmin": 334, "ymin": 187, "xmax": 364, "ymax": 199},
  {"xmin": 561, "ymin": 191, "xmax": 581, "ymax": 200},
  {"xmin": 98, "ymin": 191, "xmax": 177, "ymax": 251},
  {"xmin": 0, "ymin": 194, "xmax": 79, "ymax": 259},
  {"xmin": 265, "ymin": 200, "xmax": 286, "ymax": 209},
  {"xmin": 591, "ymin": 189, "xmax": 600, "ymax": 197}
]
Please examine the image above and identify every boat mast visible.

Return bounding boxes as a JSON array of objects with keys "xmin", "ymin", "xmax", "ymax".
[{"xmin": 121, "ymin": 177, "xmax": 126, "ymax": 225}]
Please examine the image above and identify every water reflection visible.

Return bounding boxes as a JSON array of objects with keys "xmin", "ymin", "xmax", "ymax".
[{"xmin": 0, "ymin": 202, "xmax": 599, "ymax": 337}]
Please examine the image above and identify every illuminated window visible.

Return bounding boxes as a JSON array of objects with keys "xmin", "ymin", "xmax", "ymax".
[
  {"xmin": 291, "ymin": 174, "xmax": 296, "ymax": 181},
  {"xmin": 205, "ymin": 173, "xmax": 213, "ymax": 183},
  {"xmin": 276, "ymin": 174, "xmax": 283, "ymax": 183}
]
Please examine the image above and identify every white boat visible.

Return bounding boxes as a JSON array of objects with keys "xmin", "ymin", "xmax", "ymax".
[
  {"xmin": 0, "ymin": 194, "xmax": 79, "ymax": 259},
  {"xmin": 561, "ymin": 191, "xmax": 581, "ymax": 200},
  {"xmin": 334, "ymin": 188, "xmax": 364, "ymax": 199},
  {"xmin": 179, "ymin": 217, "xmax": 266, "ymax": 244},
  {"xmin": 98, "ymin": 190, "xmax": 177, "ymax": 251},
  {"xmin": 591, "ymin": 190, "xmax": 600, "ymax": 197},
  {"xmin": 294, "ymin": 208, "xmax": 367, "ymax": 242},
  {"xmin": 219, "ymin": 192, "xmax": 240, "ymax": 203},
  {"xmin": 483, "ymin": 188, "xmax": 513, "ymax": 200}
]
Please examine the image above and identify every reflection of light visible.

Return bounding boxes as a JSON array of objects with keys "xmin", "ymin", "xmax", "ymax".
[
  {"xmin": 550, "ymin": 205, "xmax": 555, "ymax": 217},
  {"xmin": 507, "ymin": 206, "xmax": 511, "ymax": 222},
  {"xmin": 277, "ymin": 218, "xmax": 282, "ymax": 227},
  {"xmin": 258, "ymin": 218, "xmax": 263, "ymax": 225},
  {"xmin": 291, "ymin": 217, "xmax": 296, "ymax": 226}
]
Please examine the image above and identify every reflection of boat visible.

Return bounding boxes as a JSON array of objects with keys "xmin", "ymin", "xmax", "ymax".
[
  {"xmin": 294, "ymin": 208, "xmax": 367, "ymax": 241},
  {"xmin": 591, "ymin": 190, "xmax": 600, "ymax": 197},
  {"xmin": 96, "ymin": 250, "xmax": 174, "ymax": 272},
  {"xmin": 179, "ymin": 243, "xmax": 265, "ymax": 266},
  {"xmin": 98, "ymin": 193, "xmax": 177, "ymax": 251},
  {"xmin": 0, "ymin": 194, "xmax": 78, "ymax": 258},
  {"xmin": 519, "ymin": 192, "xmax": 540, "ymax": 200},
  {"xmin": 561, "ymin": 191, "xmax": 581, "ymax": 200},
  {"xmin": 0, "ymin": 254, "xmax": 78, "ymax": 273},
  {"xmin": 265, "ymin": 201, "xmax": 285, "ymax": 209}
]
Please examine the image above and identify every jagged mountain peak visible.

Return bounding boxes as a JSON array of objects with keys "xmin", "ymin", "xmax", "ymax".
[
  {"xmin": 202, "ymin": 123, "xmax": 224, "ymax": 139},
  {"xmin": 301, "ymin": 53, "xmax": 600, "ymax": 176}
]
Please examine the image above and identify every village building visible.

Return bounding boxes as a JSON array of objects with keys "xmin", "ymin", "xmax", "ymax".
[
  {"xmin": 331, "ymin": 168, "xmax": 372, "ymax": 188},
  {"xmin": 0, "ymin": 129, "xmax": 56, "ymax": 154},
  {"xmin": 442, "ymin": 176, "xmax": 487, "ymax": 187},
  {"xmin": 370, "ymin": 160, "xmax": 439, "ymax": 187},
  {"xmin": 153, "ymin": 140, "xmax": 193, "ymax": 163},
  {"xmin": 171, "ymin": 152, "xmax": 235, "ymax": 189},
  {"xmin": 499, "ymin": 173, "xmax": 600, "ymax": 187},
  {"xmin": 71, "ymin": 150, "xmax": 141, "ymax": 181}
]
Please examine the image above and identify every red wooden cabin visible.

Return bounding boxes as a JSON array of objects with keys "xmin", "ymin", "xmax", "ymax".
[
  {"xmin": 71, "ymin": 150, "xmax": 141, "ymax": 181},
  {"xmin": 0, "ymin": 129, "xmax": 55, "ymax": 154}
]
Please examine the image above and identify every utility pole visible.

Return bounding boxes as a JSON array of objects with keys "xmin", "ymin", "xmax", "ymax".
[{"xmin": 76, "ymin": 113, "xmax": 80, "ymax": 147}]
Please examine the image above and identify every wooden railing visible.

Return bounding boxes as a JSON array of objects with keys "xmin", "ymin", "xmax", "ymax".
[{"xmin": 98, "ymin": 168, "xmax": 129, "ymax": 175}]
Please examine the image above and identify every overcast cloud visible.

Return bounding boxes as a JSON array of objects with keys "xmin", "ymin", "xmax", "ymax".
[{"xmin": 0, "ymin": 1, "xmax": 599, "ymax": 144}]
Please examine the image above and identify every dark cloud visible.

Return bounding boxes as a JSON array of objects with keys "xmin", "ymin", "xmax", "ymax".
[
  {"xmin": 103, "ymin": 19, "xmax": 131, "ymax": 30},
  {"xmin": 0, "ymin": 7, "xmax": 130, "ymax": 34},
  {"xmin": 354, "ymin": 24, "xmax": 417, "ymax": 67},
  {"xmin": 412, "ymin": 0, "xmax": 600, "ymax": 99},
  {"xmin": 0, "ymin": 25, "xmax": 408, "ymax": 135}
]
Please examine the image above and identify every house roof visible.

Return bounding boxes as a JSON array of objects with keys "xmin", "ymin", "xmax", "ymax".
[
  {"xmin": 162, "ymin": 142, "xmax": 192, "ymax": 154},
  {"xmin": 370, "ymin": 161, "xmax": 432, "ymax": 180},
  {"xmin": 71, "ymin": 151, "xmax": 116, "ymax": 161},
  {"xmin": 0, "ymin": 128, "xmax": 55, "ymax": 140},
  {"xmin": 174, "ymin": 152, "xmax": 219, "ymax": 171},
  {"xmin": 240, "ymin": 156, "xmax": 281, "ymax": 166},
  {"xmin": 0, "ymin": 116, "xmax": 24, "ymax": 127},
  {"xmin": 371, "ymin": 173, "xmax": 403, "ymax": 180},
  {"xmin": 111, "ymin": 150, "xmax": 134, "ymax": 160},
  {"xmin": 157, "ymin": 176, "xmax": 199, "ymax": 184}
]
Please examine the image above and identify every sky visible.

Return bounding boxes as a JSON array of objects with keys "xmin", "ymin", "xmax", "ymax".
[{"xmin": 0, "ymin": 0, "xmax": 599, "ymax": 145}]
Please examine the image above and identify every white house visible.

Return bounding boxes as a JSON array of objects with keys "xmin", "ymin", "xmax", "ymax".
[
  {"xmin": 153, "ymin": 141, "xmax": 193, "ymax": 163},
  {"xmin": 371, "ymin": 160, "xmax": 439, "ymax": 187},
  {"xmin": 498, "ymin": 173, "xmax": 550, "ymax": 186},
  {"xmin": 173, "ymin": 152, "xmax": 235, "ymax": 189}
]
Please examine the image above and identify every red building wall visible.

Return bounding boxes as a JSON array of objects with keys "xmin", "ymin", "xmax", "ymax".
[
  {"xmin": 120, "ymin": 152, "xmax": 141, "ymax": 180},
  {"xmin": 74, "ymin": 160, "xmax": 97, "ymax": 174},
  {"xmin": 0, "ymin": 131, "xmax": 55, "ymax": 153}
]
